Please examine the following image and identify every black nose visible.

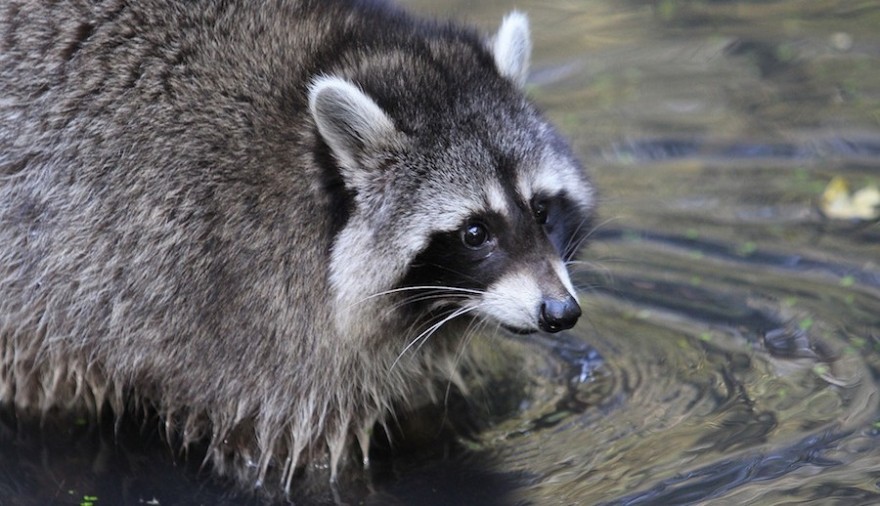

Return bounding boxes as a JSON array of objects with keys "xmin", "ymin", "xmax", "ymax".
[{"xmin": 539, "ymin": 296, "xmax": 582, "ymax": 333}]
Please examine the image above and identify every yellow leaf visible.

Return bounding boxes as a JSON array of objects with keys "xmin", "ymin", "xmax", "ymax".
[{"xmin": 820, "ymin": 176, "xmax": 880, "ymax": 220}]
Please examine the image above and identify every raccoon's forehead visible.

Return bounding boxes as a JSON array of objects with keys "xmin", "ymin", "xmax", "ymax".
[
  {"xmin": 410, "ymin": 143, "xmax": 590, "ymax": 228},
  {"xmin": 408, "ymin": 177, "xmax": 509, "ymax": 230}
]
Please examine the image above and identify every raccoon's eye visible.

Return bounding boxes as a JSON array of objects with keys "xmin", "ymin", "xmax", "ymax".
[
  {"xmin": 462, "ymin": 222, "xmax": 490, "ymax": 249},
  {"xmin": 533, "ymin": 199, "xmax": 549, "ymax": 225}
]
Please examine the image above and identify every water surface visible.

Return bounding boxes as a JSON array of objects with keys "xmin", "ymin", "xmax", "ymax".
[{"xmin": 2, "ymin": 1, "xmax": 878, "ymax": 504}]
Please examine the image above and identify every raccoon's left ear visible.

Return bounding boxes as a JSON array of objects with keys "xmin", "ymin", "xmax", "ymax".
[
  {"xmin": 309, "ymin": 76, "xmax": 402, "ymax": 183},
  {"xmin": 492, "ymin": 11, "xmax": 532, "ymax": 88}
]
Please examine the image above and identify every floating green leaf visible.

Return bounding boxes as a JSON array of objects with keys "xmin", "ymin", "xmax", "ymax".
[
  {"xmin": 799, "ymin": 317, "xmax": 814, "ymax": 331},
  {"xmin": 737, "ymin": 241, "xmax": 757, "ymax": 256}
]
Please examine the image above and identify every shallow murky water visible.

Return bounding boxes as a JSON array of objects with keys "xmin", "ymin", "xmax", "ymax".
[{"xmin": 2, "ymin": 1, "xmax": 879, "ymax": 505}]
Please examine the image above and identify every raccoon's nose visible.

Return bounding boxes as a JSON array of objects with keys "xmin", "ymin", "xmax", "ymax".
[{"xmin": 539, "ymin": 296, "xmax": 582, "ymax": 333}]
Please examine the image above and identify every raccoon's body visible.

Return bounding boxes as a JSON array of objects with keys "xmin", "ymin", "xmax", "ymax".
[{"xmin": 0, "ymin": 0, "xmax": 595, "ymax": 493}]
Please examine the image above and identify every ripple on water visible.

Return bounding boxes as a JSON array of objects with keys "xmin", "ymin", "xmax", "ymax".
[{"xmin": 464, "ymin": 228, "xmax": 880, "ymax": 505}]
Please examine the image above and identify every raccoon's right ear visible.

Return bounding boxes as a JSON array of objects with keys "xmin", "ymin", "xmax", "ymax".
[{"xmin": 308, "ymin": 76, "xmax": 402, "ymax": 180}]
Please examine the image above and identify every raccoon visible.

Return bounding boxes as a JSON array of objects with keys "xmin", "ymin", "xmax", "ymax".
[{"xmin": 0, "ymin": 0, "xmax": 595, "ymax": 494}]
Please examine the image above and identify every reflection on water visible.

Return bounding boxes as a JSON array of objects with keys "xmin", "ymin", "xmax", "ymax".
[{"xmin": 2, "ymin": 0, "xmax": 879, "ymax": 504}]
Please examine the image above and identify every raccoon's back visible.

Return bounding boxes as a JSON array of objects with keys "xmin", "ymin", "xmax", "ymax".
[
  {"xmin": 1, "ymin": 0, "xmax": 314, "ymax": 157},
  {"xmin": 0, "ymin": 0, "xmax": 348, "ymax": 407}
]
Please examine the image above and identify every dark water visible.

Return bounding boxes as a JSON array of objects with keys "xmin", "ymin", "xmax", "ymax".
[{"xmin": 3, "ymin": 0, "xmax": 879, "ymax": 505}]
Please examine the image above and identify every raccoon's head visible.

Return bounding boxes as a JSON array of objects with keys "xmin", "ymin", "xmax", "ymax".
[{"xmin": 309, "ymin": 12, "xmax": 595, "ymax": 340}]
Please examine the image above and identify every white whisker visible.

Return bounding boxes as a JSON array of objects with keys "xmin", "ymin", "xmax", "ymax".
[
  {"xmin": 444, "ymin": 310, "xmax": 488, "ymax": 400},
  {"xmin": 349, "ymin": 285, "xmax": 486, "ymax": 308},
  {"xmin": 387, "ymin": 293, "xmax": 472, "ymax": 313},
  {"xmin": 390, "ymin": 305, "xmax": 477, "ymax": 371},
  {"xmin": 565, "ymin": 258, "xmax": 613, "ymax": 279},
  {"xmin": 564, "ymin": 215, "xmax": 617, "ymax": 258}
]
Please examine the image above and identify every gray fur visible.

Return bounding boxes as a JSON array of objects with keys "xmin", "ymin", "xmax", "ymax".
[{"xmin": 0, "ymin": 0, "xmax": 595, "ymax": 494}]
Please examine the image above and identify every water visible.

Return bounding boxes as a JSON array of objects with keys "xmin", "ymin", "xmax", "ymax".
[{"xmin": 2, "ymin": 0, "xmax": 879, "ymax": 504}]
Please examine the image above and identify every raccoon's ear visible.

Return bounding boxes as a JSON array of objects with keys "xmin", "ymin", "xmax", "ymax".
[
  {"xmin": 492, "ymin": 11, "xmax": 532, "ymax": 87},
  {"xmin": 308, "ymin": 76, "xmax": 401, "ymax": 174}
]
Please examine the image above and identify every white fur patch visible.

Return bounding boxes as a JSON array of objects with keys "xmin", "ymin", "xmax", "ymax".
[
  {"xmin": 485, "ymin": 183, "xmax": 510, "ymax": 217},
  {"xmin": 518, "ymin": 147, "xmax": 595, "ymax": 211},
  {"xmin": 551, "ymin": 257, "xmax": 577, "ymax": 297},
  {"xmin": 492, "ymin": 12, "xmax": 531, "ymax": 87},
  {"xmin": 476, "ymin": 270, "xmax": 542, "ymax": 331}
]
